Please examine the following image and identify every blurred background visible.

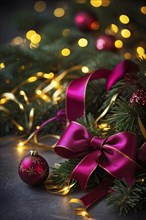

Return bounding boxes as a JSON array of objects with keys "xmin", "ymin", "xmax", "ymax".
[{"xmin": 0, "ymin": 0, "xmax": 146, "ymax": 46}]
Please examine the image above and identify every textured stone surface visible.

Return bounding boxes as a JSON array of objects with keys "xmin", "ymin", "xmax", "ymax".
[{"xmin": 0, "ymin": 137, "xmax": 146, "ymax": 220}]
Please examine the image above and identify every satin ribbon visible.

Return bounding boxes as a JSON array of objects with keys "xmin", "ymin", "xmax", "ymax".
[
  {"xmin": 55, "ymin": 121, "xmax": 144, "ymax": 191},
  {"xmin": 33, "ymin": 109, "xmax": 67, "ymax": 149},
  {"xmin": 19, "ymin": 109, "xmax": 66, "ymax": 150},
  {"xmin": 66, "ymin": 60, "xmax": 139, "ymax": 121}
]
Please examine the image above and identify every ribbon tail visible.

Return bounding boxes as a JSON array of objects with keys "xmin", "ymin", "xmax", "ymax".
[
  {"xmin": 71, "ymin": 151, "xmax": 100, "ymax": 191},
  {"xmin": 69, "ymin": 176, "xmax": 113, "ymax": 213}
]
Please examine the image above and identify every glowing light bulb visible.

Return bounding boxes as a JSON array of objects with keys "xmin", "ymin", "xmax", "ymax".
[
  {"xmin": 0, "ymin": 63, "xmax": 5, "ymax": 69},
  {"xmin": 51, "ymin": 80, "xmax": 60, "ymax": 88},
  {"xmin": 43, "ymin": 72, "xmax": 54, "ymax": 79},
  {"xmin": 62, "ymin": 29, "xmax": 71, "ymax": 37},
  {"xmin": 90, "ymin": 0, "xmax": 102, "ymax": 7},
  {"xmin": 18, "ymin": 142, "xmax": 24, "ymax": 147},
  {"xmin": 17, "ymin": 142, "xmax": 24, "ymax": 153},
  {"xmin": 36, "ymin": 90, "xmax": 42, "ymax": 95},
  {"xmin": 26, "ymin": 30, "xmax": 36, "ymax": 40},
  {"xmin": 36, "ymin": 72, "xmax": 43, "ymax": 76},
  {"xmin": 90, "ymin": 21, "xmax": 100, "ymax": 30},
  {"xmin": 114, "ymin": 40, "xmax": 123, "ymax": 48},
  {"xmin": 31, "ymin": 34, "xmax": 41, "ymax": 44},
  {"xmin": 29, "ymin": 43, "xmax": 39, "ymax": 49},
  {"xmin": 111, "ymin": 24, "xmax": 118, "ymax": 33},
  {"xmin": 81, "ymin": 211, "xmax": 88, "ymax": 217},
  {"xmin": 61, "ymin": 48, "xmax": 71, "ymax": 56},
  {"xmin": 82, "ymin": 66, "xmax": 90, "ymax": 73},
  {"xmin": 34, "ymin": 1, "xmax": 47, "ymax": 12},
  {"xmin": 28, "ymin": 76, "xmax": 37, "ymax": 82},
  {"xmin": 54, "ymin": 8, "xmax": 65, "ymax": 17},
  {"xmin": 0, "ymin": 98, "xmax": 7, "ymax": 104},
  {"xmin": 124, "ymin": 52, "xmax": 131, "ymax": 59},
  {"xmin": 136, "ymin": 47, "xmax": 145, "ymax": 58},
  {"xmin": 136, "ymin": 46, "xmax": 145, "ymax": 55},
  {"xmin": 140, "ymin": 6, "xmax": 146, "ymax": 14},
  {"xmin": 11, "ymin": 36, "xmax": 24, "ymax": 45},
  {"xmin": 119, "ymin": 15, "xmax": 130, "ymax": 24},
  {"xmin": 121, "ymin": 29, "xmax": 131, "ymax": 38},
  {"xmin": 78, "ymin": 38, "xmax": 88, "ymax": 47},
  {"xmin": 18, "ymin": 125, "xmax": 24, "ymax": 131}
]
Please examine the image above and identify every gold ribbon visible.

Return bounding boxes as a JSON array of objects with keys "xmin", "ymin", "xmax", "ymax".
[
  {"xmin": 95, "ymin": 93, "xmax": 119, "ymax": 125},
  {"xmin": 70, "ymin": 198, "xmax": 93, "ymax": 219},
  {"xmin": 33, "ymin": 134, "xmax": 60, "ymax": 150},
  {"xmin": 45, "ymin": 177, "xmax": 76, "ymax": 195},
  {"xmin": 1, "ymin": 93, "xmax": 24, "ymax": 110},
  {"xmin": 138, "ymin": 115, "xmax": 146, "ymax": 139}
]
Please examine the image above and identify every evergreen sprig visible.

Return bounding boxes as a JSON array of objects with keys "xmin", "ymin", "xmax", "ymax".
[{"xmin": 106, "ymin": 174, "xmax": 146, "ymax": 215}]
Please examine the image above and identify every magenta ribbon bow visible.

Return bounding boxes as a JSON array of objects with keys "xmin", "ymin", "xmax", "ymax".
[
  {"xmin": 66, "ymin": 60, "xmax": 139, "ymax": 121},
  {"xmin": 54, "ymin": 121, "xmax": 143, "ymax": 191}
]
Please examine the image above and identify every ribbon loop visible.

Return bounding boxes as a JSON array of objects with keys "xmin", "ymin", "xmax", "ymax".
[
  {"xmin": 66, "ymin": 60, "xmax": 139, "ymax": 122},
  {"xmin": 54, "ymin": 121, "xmax": 144, "ymax": 191}
]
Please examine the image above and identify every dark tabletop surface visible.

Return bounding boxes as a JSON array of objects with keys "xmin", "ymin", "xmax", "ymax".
[{"xmin": 0, "ymin": 137, "xmax": 146, "ymax": 220}]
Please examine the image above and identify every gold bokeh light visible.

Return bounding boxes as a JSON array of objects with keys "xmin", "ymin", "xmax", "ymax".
[
  {"xmin": 140, "ymin": 6, "xmax": 146, "ymax": 14},
  {"xmin": 28, "ymin": 76, "xmax": 37, "ymax": 82},
  {"xmin": 54, "ymin": 8, "xmax": 65, "ymax": 17},
  {"xmin": 90, "ymin": 0, "xmax": 102, "ymax": 7},
  {"xmin": 121, "ymin": 29, "xmax": 131, "ymax": 38},
  {"xmin": 62, "ymin": 29, "xmax": 71, "ymax": 37},
  {"xmin": 34, "ymin": 1, "xmax": 47, "ymax": 12},
  {"xmin": 61, "ymin": 48, "xmax": 71, "ymax": 56},
  {"xmin": 119, "ymin": 15, "xmax": 130, "ymax": 24},
  {"xmin": 102, "ymin": 0, "xmax": 110, "ymax": 7},
  {"xmin": 26, "ymin": 30, "xmax": 36, "ymax": 40},
  {"xmin": 124, "ymin": 52, "xmax": 131, "ymax": 59},
  {"xmin": 136, "ymin": 46, "xmax": 145, "ymax": 58},
  {"xmin": 111, "ymin": 24, "xmax": 118, "ymax": 33},
  {"xmin": 78, "ymin": 38, "xmax": 88, "ymax": 47},
  {"xmin": 0, "ymin": 63, "xmax": 5, "ymax": 69},
  {"xmin": 31, "ymin": 34, "xmax": 41, "ymax": 44},
  {"xmin": 82, "ymin": 66, "xmax": 90, "ymax": 73},
  {"xmin": 114, "ymin": 40, "xmax": 123, "ymax": 48}
]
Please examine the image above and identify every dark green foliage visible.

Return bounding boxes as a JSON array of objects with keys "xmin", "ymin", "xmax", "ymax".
[
  {"xmin": 106, "ymin": 174, "xmax": 146, "ymax": 215},
  {"xmin": 51, "ymin": 159, "xmax": 79, "ymax": 187}
]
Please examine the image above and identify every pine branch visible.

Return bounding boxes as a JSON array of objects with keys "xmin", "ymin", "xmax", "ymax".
[
  {"xmin": 100, "ymin": 97, "xmax": 146, "ymax": 145},
  {"xmin": 77, "ymin": 113, "xmax": 100, "ymax": 136},
  {"xmin": 51, "ymin": 159, "xmax": 79, "ymax": 187},
  {"xmin": 50, "ymin": 158, "xmax": 106, "ymax": 190},
  {"xmin": 106, "ymin": 173, "xmax": 146, "ymax": 215}
]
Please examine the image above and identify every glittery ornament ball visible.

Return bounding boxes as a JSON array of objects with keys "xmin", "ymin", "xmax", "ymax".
[
  {"xmin": 18, "ymin": 151, "xmax": 49, "ymax": 186},
  {"xmin": 96, "ymin": 34, "xmax": 115, "ymax": 51},
  {"xmin": 129, "ymin": 88, "xmax": 146, "ymax": 108},
  {"xmin": 74, "ymin": 11, "xmax": 99, "ymax": 31}
]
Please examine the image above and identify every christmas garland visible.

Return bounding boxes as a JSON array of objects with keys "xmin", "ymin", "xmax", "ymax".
[{"xmin": 18, "ymin": 59, "xmax": 146, "ymax": 218}]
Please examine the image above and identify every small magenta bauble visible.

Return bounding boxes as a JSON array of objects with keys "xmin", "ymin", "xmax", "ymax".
[
  {"xmin": 18, "ymin": 150, "xmax": 49, "ymax": 186},
  {"xmin": 96, "ymin": 34, "xmax": 115, "ymax": 51},
  {"xmin": 129, "ymin": 88, "xmax": 146, "ymax": 108},
  {"xmin": 74, "ymin": 11, "xmax": 99, "ymax": 31}
]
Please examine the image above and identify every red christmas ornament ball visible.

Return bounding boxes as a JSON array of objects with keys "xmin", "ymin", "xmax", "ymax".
[
  {"xmin": 96, "ymin": 34, "xmax": 115, "ymax": 51},
  {"xmin": 74, "ymin": 11, "xmax": 99, "ymax": 31},
  {"xmin": 18, "ymin": 150, "xmax": 49, "ymax": 186}
]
